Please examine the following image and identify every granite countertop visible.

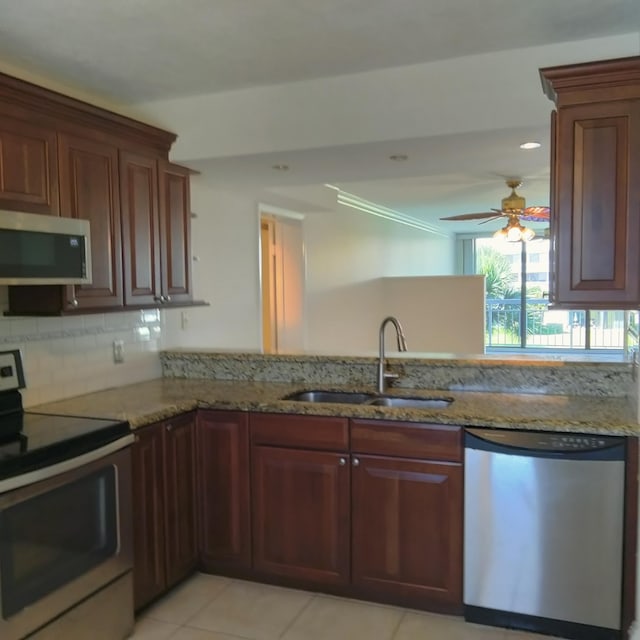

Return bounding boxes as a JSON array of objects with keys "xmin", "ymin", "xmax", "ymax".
[{"xmin": 32, "ymin": 377, "xmax": 640, "ymax": 436}]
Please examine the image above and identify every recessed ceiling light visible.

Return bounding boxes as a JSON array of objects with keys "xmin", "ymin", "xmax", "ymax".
[
  {"xmin": 272, "ymin": 164, "xmax": 290, "ymax": 171},
  {"xmin": 389, "ymin": 154, "xmax": 408, "ymax": 161},
  {"xmin": 519, "ymin": 141, "xmax": 541, "ymax": 150}
]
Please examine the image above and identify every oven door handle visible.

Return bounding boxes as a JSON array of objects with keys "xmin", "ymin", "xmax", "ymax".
[{"xmin": 0, "ymin": 434, "xmax": 135, "ymax": 494}]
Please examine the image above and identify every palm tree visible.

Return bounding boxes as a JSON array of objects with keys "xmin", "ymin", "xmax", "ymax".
[{"xmin": 476, "ymin": 247, "xmax": 518, "ymax": 299}]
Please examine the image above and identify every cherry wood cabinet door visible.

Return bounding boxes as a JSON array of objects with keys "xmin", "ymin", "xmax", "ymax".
[
  {"xmin": 351, "ymin": 454, "xmax": 463, "ymax": 612},
  {"xmin": 120, "ymin": 150, "xmax": 161, "ymax": 306},
  {"xmin": 132, "ymin": 423, "xmax": 166, "ymax": 610},
  {"xmin": 0, "ymin": 114, "xmax": 59, "ymax": 215},
  {"xmin": 552, "ymin": 100, "xmax": 640, "ymax": 307},
  {"xmin": 251, "ymin": 445, "xmax": 350, "ymax": 586},
  {"xmin": 159, "ymin": 162, "xmax": 192, "ymax": 303},
  {"xmin": 163, "ymin": 413, "xmax": 198, "ymax": 587},
  {"xmin": 197, "ymin": 410, "xmax": 251, "ymax": 572},
  {"xmin": 58, "ymin": 133, "xmax": 123, "ymax": 309}
]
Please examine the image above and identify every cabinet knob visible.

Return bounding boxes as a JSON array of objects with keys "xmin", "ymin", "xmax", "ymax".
[
  {"xmin": 352, "ymin": 458, "xmax": 360, "ymax": 467},
  {"xmin": 339, "ymin": 457, "xmax": 347, "ymax": 466},
  {"xmin": 69, "ymin": 298, "xmax": 79, "ymax": 307},
  {"xmin": 164, "ymin": 295, "xmax": 171, "ymax": 302},
  {"xmin": 166, "ymin": 424, "xmax": 173, "ymax": 432},
  {"xmin": 153, "ymin": 296, "xmax": 165, "ymax": 304}
]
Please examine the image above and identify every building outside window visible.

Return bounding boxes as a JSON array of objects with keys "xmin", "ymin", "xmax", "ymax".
[{"xmin": 458, "ymin": 235, "xmax": 639, "ymax": 357}]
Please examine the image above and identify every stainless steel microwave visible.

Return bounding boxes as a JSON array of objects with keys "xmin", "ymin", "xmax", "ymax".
[{"xmin": 0, "ymin": 210, "xmax": 92, "ymax": 285}]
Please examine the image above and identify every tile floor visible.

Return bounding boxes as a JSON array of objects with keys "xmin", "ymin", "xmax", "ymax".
[{"xmin": 131, "ymin": 573, "xmax": 550, "ymax": 640}]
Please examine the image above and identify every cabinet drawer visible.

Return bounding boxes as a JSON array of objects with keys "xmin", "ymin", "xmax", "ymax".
[
  {"xmin": 250, "ymin": 413, "xmax": 348, "ymax": 450},
  {"xmin": 351, "ymin": 420, "xmax": 462, "ymax": 462}
]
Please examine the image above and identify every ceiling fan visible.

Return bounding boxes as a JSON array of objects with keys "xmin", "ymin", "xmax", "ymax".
[{"xmin": 440, "ymin": 179, "xmax": 550, "ymax": 242}]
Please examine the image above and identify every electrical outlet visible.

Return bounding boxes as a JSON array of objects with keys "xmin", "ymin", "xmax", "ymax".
[{"xmin": 113, "ymin": 340, "xmax": 125, "ymax": 364}]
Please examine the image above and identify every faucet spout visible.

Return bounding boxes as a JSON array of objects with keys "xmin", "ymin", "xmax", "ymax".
[{"xmin": 377, "ymin": 316, "xmax": 408, "ymax": 394}]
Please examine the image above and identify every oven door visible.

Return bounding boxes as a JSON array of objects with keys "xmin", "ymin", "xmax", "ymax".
[{"xmin": 0, "ymin": 436, "xmax": 133, "ymax": 640}]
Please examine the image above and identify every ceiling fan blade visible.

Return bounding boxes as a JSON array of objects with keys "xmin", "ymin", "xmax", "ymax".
[
  {"xmin": 439, "ymin": 211, "xmax": 500, "ymax": 221},
  {"xmin": 520, "ymin": 206, "xmax": 550, "ymax": 221}
]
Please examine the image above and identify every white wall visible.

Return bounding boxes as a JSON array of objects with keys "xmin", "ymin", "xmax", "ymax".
[{"xmin": 303, "ymin": 204, "xmax": 456, "ymax": 354}]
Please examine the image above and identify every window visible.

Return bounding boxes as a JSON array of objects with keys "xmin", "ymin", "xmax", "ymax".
[{"xmin": 459, "ymin": 235, "xmax": 639, "ymax": 355}]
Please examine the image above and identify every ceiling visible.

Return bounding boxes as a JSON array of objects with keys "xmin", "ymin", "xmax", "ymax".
[{"xmin": 1, "ymin": 0, "xmax": 639, "ymax": 234}]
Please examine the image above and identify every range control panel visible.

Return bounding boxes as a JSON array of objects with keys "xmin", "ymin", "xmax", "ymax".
[{"xmin": 0, "ymin": 350, "xmax": 25, "ymax": 393}]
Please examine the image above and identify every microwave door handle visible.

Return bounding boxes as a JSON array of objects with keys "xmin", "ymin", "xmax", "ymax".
[{"xmin": 0, "ymin": 434, "xmax": 134, "ymax": 494}]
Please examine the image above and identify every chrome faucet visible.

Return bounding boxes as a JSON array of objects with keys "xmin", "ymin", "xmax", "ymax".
[{"xmin": 377, "ymin": 316, "xmax": 408, "ymax": 393}]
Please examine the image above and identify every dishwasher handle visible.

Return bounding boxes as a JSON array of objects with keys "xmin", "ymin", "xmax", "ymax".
[{"xmin": 465, "ymin": 428, "xmax": 626, "ymax": 462}]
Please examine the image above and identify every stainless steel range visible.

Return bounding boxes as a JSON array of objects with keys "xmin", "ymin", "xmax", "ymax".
[{"xmin": 0, "ymin": 349, "xmax": 134, "ymax": 640}]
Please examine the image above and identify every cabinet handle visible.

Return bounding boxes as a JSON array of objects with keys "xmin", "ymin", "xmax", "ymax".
[
  {"xmin": 339, "ymin": 457, "xmax": 347, "ymax": 466},
  {"xmin": 352, "ymin": 458, "xmax": 360, "ymax": 467},
  {"xmin": 69, "ymin": 298, "xmax": 79, "ymax": 307}
]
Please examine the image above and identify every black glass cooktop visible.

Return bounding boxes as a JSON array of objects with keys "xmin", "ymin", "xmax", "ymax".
[{"xmin": 0, "ymin": 409, "xmax": 130, "ymax": 482}]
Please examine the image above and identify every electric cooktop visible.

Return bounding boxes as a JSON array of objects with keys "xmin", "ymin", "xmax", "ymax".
[{"xmin": 0, "ymin": 349, "xmax": 130, "ymax": 483}]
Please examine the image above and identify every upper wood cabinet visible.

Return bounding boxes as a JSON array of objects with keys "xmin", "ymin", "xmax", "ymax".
[
  {"xmin": 120, "ymin": 150, "xmax": 162, "ymax": 307},
  {"xmin": 159, "ymin": 162, "xmax": 193, "ymax": 304},
  {"xmin": 540, "ymin": 56, "xmax": 640, "ymax": 308},
  {"xmin": 0, "ymin": 114, "xmax": 59, "ymax": 215},
  {"xmin": 0, "ymin": 70, "xmax": 201, "ymax": 315}
]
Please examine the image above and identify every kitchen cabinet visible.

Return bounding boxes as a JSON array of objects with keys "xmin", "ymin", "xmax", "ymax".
[
  {"xmin": 197, "ymin": 410, "xmax": 251, "ymax": 572},
  {"xmin": 0, "ymin": 113, "xmax": 59, "ymax": 215},
  {"xmin": 1, "ymin": 69, "xmax": 202, "ymax": 316},
  {"xmin": 248, "ymin": 413, "xmax": 463, "ymax": 611},
  {"xmin": 120, "ymin": 150, "xmax": 161, "ymax": 307},
  {"xmin": 540, "ymin": 56, "xmax": 640, "ymax": 308},
  {"xmin": 350, "ymin": 420, "xmax": 463, "ymax": 612},
  {"xmin": 250, "ymin": 413, "xmax": 351, "ymax": 586},
  {"xmin": 132, "ymin": 412, "xmax": 197, "ymax": 610},
  {"xmin": 158, "ymin": 162, "xmax": 193, "ymax": 304}
]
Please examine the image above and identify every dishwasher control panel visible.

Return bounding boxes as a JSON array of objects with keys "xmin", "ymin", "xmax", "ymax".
[{"xmin": 465, "ymin": 428, "xmax": 624, "ymax": 455}]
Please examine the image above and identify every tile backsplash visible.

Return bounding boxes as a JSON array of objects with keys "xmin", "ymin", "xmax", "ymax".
[{"xmin": 0, "ymin": 286, "xmax": 165, "ymax": 407}]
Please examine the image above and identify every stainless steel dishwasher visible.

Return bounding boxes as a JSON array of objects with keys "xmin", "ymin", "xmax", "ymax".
[{"xmin": 464, "ymin": 428, "xmax": 626, "ymax": 640}]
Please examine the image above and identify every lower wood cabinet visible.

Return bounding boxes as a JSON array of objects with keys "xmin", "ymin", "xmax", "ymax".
[
  {"xmin": 132, "ymin": 412, "xmax": 197, "ymax": 610},
  {"xmin": 248, "ymin": 413, "xmax": 462, "ymax": 611},
  {"xmin": 197, "ymin": 410, "xmax": 251, "ymax": 572},
  {"xmin": 252, "ymin": 445, "xmax": 351, "ymax": 585},
  {"xmin": 351, "ymin": 454, "xmax": 463, "ymax": 611}
]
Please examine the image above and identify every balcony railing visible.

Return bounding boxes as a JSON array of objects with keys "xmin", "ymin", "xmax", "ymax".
[{"xmin": 485, "ymin": 298, "xmax": 633, "ymax": 350}]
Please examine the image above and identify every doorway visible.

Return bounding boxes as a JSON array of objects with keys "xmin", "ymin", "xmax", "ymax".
[{"xmin": 260, "ymin": 212, "xmax": 305, "ymax": 354}]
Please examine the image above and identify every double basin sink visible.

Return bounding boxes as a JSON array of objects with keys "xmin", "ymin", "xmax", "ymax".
[{"xmin": 282, "ymin": 390, "xmax": 453, "ymax": 410}]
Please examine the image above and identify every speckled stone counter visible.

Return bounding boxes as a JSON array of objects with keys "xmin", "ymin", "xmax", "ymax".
[
  {"xmin": 160, "ymin": 349, "xmax": 634, "ymax": 397},
  {"xmin": 32, "ymin": 376, "xmax": 640, "ymax": 436}
]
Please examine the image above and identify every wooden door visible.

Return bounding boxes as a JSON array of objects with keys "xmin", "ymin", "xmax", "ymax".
[
  {"xmin": 163, "ymin": 413, "xmax": 198, "ymax": 587},
  {"xmin": 553, "ymin": 100, "xmax": 640, "ymax": 307},
  {"xmin": 252, "ymin": 446, "xmax": 350, "ymax": 585},
  {"xmin": 132, "ymin": 423, "xmax": 166, "ymax": 610},
  {"xmin": 120, "ymin": 150, "xmax": 161, "ymax": 306},
  {"xmin": 197, "ymin": 410, "xmax": 251, "ymax": 572},
  {"xmin": 351, "ymin": 455, "xmax": 463, "ymax": 611},
  {"xmin": 159, "ymin": 162, "xmax": 192, "ymax": 303},
  {"xmin": 0, "ymin": 114, "xmax": 59, "ymax": 215},
  {"xmin": 58, "ymin": 133, "xmax": 123, "ymax": 309}
]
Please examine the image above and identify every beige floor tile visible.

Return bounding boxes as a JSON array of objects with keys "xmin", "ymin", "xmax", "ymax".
[
  {"xmin": 129, "ymin": 616, "xmax": 180, "ymax": 639},
  {"xmin": 172, "ymin": 627, "xmax": 250, "ymax": 640},
  {"xmin": 393, "ymin": 611, "xmax": 508, "ymax": 640},
  {"xmin": 281, "ymin": 594, "xmax": 403, "ymax": 640},
  {"xmin": 187, "ymin": 579, "xmax": 313, "ymax": 640},
  {"xmin": 145, "ymin": 573, "xmax": 232, "ymax": 625}
]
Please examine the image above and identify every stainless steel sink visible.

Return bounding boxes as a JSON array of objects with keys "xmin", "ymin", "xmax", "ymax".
[
  {"xmin": 282, "ymin": 390, "xmax": 454, "ymax": 409},
  {"xmin": 368, "ymin": 396, "xmax": 454, "ymax": 409},
  {"xmin": 282, "ymin": 390, "xmax": 376, "ymax": 404}
]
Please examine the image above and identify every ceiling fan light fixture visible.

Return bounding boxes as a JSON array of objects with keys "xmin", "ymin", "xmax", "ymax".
[{"xmin": 493, "ymin": 215, "xmax": 536, "ymax": 242}]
